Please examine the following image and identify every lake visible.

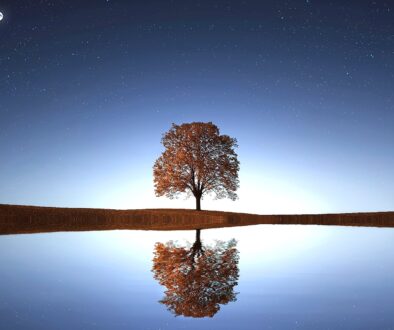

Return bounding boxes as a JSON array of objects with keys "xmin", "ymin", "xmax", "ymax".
[{"xmin": 0, "ymin": 225, "xmax": 393, "ymax": 329}]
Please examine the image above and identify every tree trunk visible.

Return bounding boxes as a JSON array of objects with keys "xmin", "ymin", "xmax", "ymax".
[
  {"xmin": 190, "ymin": 229, "xmax": 203, "ymax": 267},
  {"xmin": 195, "ymin": 195, "xmax": 201, "ymax": 211},
  {"xmin": 195, "ymin": 229, "xmax": 201, "ymax": 243}
]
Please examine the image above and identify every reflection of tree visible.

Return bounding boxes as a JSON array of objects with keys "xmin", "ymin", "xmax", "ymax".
[{"xmin": 152, "ymin": 229, "xmax": 239, "ymax": 318}]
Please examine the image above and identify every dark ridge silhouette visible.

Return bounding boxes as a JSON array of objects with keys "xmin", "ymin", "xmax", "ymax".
[
  {"xmin": 152, "ymin": 230, "xmax": 239, "ymax": 317},
  {"xmin": 0, "ymin": 204, "xmax": 393, "ymax": 235}
]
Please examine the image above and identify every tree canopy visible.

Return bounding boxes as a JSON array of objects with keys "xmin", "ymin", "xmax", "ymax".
[
  {"xmin": 152, "ymin": 231, "xmax": 239, "ymax": 318},
  {"xmin": 153, "ymin": 122, "xmax": 240, "ymax": 210}
]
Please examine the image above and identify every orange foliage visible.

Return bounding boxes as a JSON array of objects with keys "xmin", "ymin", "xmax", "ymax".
[
  {"xmin": 153, "ymin": 122, "xmax": 240, "ymax": 210},
  {"xmin": 152, "ymin": 231, "xmax": 239, "ymax": 317}
]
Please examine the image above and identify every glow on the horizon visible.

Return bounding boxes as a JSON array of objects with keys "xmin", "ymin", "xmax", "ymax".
[{"xmin": 90, "ymin": 170, "xmax": 329, "ymax": 215}]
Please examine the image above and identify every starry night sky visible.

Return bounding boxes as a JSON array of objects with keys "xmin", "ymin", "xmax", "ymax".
[{"xmin": 0, "ymin": 0, "xmax": 393, "ymax": 213}]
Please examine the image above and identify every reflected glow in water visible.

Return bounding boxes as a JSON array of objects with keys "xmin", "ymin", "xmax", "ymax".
[{"xmin": 0, "ymin": 225, "xmax": 393, "ymax": 329}]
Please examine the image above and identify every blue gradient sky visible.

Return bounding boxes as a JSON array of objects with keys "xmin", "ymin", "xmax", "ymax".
[{"xmin": 0, "ymin": 1, "xmax": 393, "ymax": 213}]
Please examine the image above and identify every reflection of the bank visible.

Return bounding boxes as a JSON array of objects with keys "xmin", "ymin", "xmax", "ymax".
[{"xmin": 152, "ymin": 229, "xmax": 239, "ymax": 318}]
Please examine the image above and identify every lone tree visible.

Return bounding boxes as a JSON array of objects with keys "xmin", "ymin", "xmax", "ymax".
[
  {"xmin": 153, "ymin": 122, "xmax": 240, "ymax": 210},
  {"xmin": 152, "ymin": 232, "xmax": 239, "ymax": 318}
]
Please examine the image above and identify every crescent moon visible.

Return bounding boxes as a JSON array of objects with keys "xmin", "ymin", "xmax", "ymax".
[{"xmin": 0, "ymin": 12, "xmax": 3, "ymax": 21}]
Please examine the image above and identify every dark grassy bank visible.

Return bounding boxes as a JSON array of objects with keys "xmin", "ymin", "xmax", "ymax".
[{"xmin": 0, "ymin": 204, "xmax": 394, "ymax": 235}]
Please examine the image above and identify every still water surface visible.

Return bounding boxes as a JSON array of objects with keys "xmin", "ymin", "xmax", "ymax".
[{"xmin": 0, "ymin": 225, "xmax": 393, "ymax": 329}]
